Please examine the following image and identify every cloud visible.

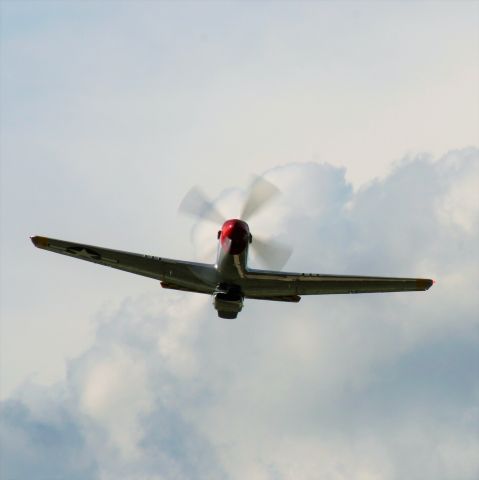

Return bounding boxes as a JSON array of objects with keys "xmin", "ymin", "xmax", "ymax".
[
  {"xmin": 0, "ymin": 385, "xmax": 98, "ymax": 480},
  {"xmin": 1, "ymin": 149, "xmax": 478, "ymax": 480}
]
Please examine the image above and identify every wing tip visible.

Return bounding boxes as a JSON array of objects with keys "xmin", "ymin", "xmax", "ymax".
[
  {"xmin": 31, "ymin": 235, "xmax": 49, "ymax": 248},
  {"xmin": 417, "ymin": 278, "xmax": 434, "ymax": 291}
]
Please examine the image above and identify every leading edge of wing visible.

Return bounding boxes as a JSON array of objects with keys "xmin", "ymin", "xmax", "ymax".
[
  {"xmin": 30, "ymin": 235, "xmax": 217, "ymax": 293},
  {"xmin": 241, "ymin": 267, "xmax": 434, "ymax": 296}
]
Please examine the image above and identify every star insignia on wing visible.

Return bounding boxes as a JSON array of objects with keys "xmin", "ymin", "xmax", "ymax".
[{"xmin": 66, "ymin": 246, "xmax": 101, "ymax": 260}]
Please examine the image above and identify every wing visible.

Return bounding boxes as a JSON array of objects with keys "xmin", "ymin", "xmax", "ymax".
[
  {"xmin": 31, "ymin": 235, "xmax": 218, "ymax": 294},
  {"xmin": 240, "ymin": 268, "xmax": 433, "ymax": 301}
]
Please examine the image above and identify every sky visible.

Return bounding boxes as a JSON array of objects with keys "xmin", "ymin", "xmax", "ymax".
[{"xmin": 1, "ymin": 1, "xmax": 478, "ymax": 479}]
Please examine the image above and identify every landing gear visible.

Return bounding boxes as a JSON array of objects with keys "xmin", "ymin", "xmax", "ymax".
[{"xmin": 213, "ymin": 285, "xmax": 244, "ymax": 319}]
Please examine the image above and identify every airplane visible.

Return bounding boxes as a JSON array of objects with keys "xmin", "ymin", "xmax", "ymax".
[{"xmin": 31, "ymin": 177, "xmax": 433, "ymax": 319}]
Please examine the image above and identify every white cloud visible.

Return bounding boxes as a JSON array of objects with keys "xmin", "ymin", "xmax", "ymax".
[
  {"xmin": 78, "ymin": 346, "xmax": 153, "ymax": 460},
  {"xmin": 435, "ymin": 149, "xmax": 479, "ymax": 234},
  {"xmin": 2, "ymin": 150, "xmax": 478, "ymax": 479}
]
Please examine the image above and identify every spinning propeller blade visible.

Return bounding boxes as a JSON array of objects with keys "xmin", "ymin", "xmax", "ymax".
[
  {"xmin": 178, "ymin": 186, "xmax": 225, "ymax": 224},
  {"xmin": 251, "ymin": 235, "xmax": 292, "ymax": 270},
  {"xmin": 240, "ymin": 176, "xmax": 280, "ymax": 221}
]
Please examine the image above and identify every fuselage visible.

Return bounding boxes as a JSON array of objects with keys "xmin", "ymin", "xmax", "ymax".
[{"xmin": 213, "ymin": 219, "xmax": 252, "ymax": 318}]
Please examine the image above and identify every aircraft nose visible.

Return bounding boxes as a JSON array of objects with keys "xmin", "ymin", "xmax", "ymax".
[{"xmin": 221, "ymin": 219, "xmax": 249, "ymax": 255}]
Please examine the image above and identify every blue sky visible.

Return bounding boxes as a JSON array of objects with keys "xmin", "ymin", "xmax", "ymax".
[{"xmin": 1, "ymin": 2, "xmax": 478, "ymax": 479}]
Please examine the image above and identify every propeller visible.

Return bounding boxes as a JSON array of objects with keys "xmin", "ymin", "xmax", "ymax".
[
  {"xmin": 179, "ymin": 176, "xmax": 292, "ymax": 269},
  {"xmin": 251, "ymin": 235, "xmax": 292, "ymax": 270},
  {"xmin": 178, "ymin": 186, "xmax": 226, "ymax": 224},
  {"xmin": 240, "ymin": 175, "xmax": 281, "ymax": 221}
]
